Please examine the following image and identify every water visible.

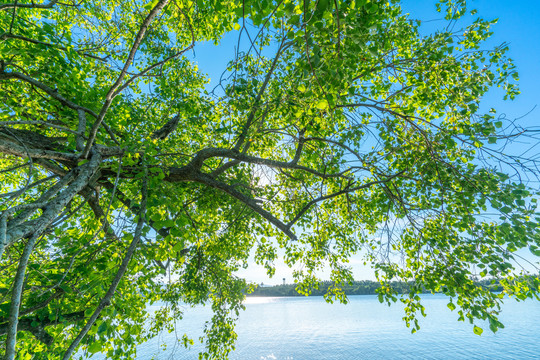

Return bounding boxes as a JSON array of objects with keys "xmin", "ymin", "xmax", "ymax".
[{"xmin": 122, "ymin": 295, "xmax": 540, "ymax": 359}]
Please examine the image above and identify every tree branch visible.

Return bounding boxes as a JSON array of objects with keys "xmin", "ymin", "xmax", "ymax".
[
  {"xmin": 0, "ymin": 136, "xmax": 78, "ymax": 162},
  {"xmin": 0, "ymin": 0, "xmax": 58, "ymax": 11},
  {"xmin": 2, "ymin": 149, "xmax": 101, "ymax": 256},
  {"xmin": 192, "ymin": 171, "xmax": 297, "ymax": 240},
  {"xmin": 0, "ymin": 311, "xmax": 85, "ymax": 347},
  {"xmin": 188, "ymin": 147, "xmax": 352, "ymax": 179},
  {"xmin": 82, "ymin": 0, "xmax": 171, "ymax": 158},
  {"xmin": 61, "ymin": 169, "xmax": 148, "ymax": 360},
  {"xmin": 286, "ymin": 171, "xmax": 405, "ymax": 228},
  {"xmin": 0, "ymin": 33, "xmax": 109, "ymax": 62},
  {"xmin": 4, "ymin": 233, "xmax": 41, "ymax": 360},
  {"xmin": 76, "ymin": 109, "xmax": 86, "ymax": 152},
  {"xmin": 0, "ymin": 175, "xmax": 56, "ymax": 200},
  {"xmin": 1, "ymin": 120, "xmax": 78, "ymax": 135},
  {"xmin": 234, "ymin": 39, "xmax": 291, "ymax": 151},
  {"xmin": 0, "ymin": 71, "xmax": 118, "ymax": 145},
  {"xmin": 0, "ymin": 71, "xmax": 97, "ymax": 117}
]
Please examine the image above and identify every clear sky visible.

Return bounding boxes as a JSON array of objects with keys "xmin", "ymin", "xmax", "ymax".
[
  {"xmin": 189, "ymin": 1, "xmax": 540, "ymax": 285},
  {"xmin": 403, "ymin": 0, "xmax": 540, "ymax": 126}
]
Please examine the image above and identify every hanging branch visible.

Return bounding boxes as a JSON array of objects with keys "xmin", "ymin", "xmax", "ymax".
[{"xmin": 61, "ymin": 169, "xmax": 148, "ymax": 360}]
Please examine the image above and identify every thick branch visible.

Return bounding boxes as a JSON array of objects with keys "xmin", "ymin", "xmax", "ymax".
[
  {"xmin": 192, "ymin": 171, "xmax": 297, "ymax": 240},
  {"xmin": 9, "ymin": 168, "xmax": 76, "ymax": 227},
  {"xmin": 33, "ymin": 158, "xmax": 68, "ymax": 176},
  {"xmin": 291, "ymin": 129, "xmax": 306, "ymax": 165},
  {"xmin": 0, "ymin": 217, "xmax": 6, "ymax": 261},
  {"xmin": 1, "ymin": 168, "xmax": 102, "ymax": 350},
  {"xmin": 0, "ymin": 136, "xmax": 78, "ymax": 162},
  {"xmin": 76, "ymin": 109, "xmax": 86, "ymax": 152},
  {"xmin": 2, "ymin": 149, "xmax": 101, "ymax": 254},
  {"xmin": 1, "ymin": 171, "xmax": 76, "ymax": 260}
]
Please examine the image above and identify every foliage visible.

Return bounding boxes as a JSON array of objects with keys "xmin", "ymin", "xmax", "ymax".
[{"xmin": 0, "ymin": 0, "xmax": 539, "ymax": 358}]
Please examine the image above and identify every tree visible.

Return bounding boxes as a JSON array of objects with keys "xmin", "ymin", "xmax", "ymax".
[{"xmin": 0, "ymin": 0, "xmax": 538, "ymax": 358}]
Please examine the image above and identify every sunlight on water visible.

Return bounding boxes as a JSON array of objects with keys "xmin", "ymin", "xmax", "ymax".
[
  {"xmin": 259, "ymin": 354, "xmax": 277, "ymax": 360},
  {"xmin": 92, "ymin": 295, "xmax": 540, "ymax": 359},
  {"xmin": 243, "ymin": 297, "xmax": 281, "ymax": 304}
]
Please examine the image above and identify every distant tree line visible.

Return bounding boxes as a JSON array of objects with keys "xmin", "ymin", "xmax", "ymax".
[{"xmin": 247, "ymin": 279, "xmax": 503, "ymax": 297}]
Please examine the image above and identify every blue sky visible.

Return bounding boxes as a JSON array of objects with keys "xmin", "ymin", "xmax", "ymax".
[
  {"xmin": 188, "ymin": 1, "xmax": 540, "ymax": 284},
  {"xmin": 403, "ymin": 0, "xmax": 540, "ymax": 127}
]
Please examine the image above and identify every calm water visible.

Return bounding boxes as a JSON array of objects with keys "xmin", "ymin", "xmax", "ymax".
[{"xmin": 115, "ymin": 295, "xmax": 540, "ymax": 359}]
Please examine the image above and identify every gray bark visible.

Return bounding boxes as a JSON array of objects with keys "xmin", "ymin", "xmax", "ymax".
[{"xmin": 2, "ymin": 149, "xmax": 102, "ymax": 360}]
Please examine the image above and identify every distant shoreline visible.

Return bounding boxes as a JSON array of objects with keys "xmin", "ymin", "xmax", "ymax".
[{"xmin": 246, "ymin": 280, "xmax": 502, "ymax": 297}]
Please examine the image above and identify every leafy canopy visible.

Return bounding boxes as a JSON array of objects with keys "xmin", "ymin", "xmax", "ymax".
[{"xmin": 0, "ymin": 0, "xmax": 539, "ymax": 359}]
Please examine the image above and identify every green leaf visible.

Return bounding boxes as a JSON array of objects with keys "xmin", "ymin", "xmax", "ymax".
[
  {"xmin": 173, "ymin": 241, "xmax": 184, "ymax": 252},
  {"xmin": 317, "ymin": 0, "xmax": 330, "ymax": 11},
  {"xmin": 143, "ymin": 0, "xmax": 159, "ymax": 10},
  {"xmin": 316, "ymin": 99, "xmax": 328, "ymax": 110},
  {"xmin": 500, "ymin": 206, "xmax": 511, "ymax": 214},
  {"xmin": 98, "ymin": 322, "xmax": 108, "ymax": 335},
  {"xmin": 473, "ymin": 325, "xmax": 483, "ymax": 336},
  {"xmin": 87, "ymin": 341, "xmax": 102, "ymax": 354}
]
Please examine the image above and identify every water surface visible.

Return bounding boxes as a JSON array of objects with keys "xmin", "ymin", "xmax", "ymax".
[{"xmin": 126, "ymin": 295, "xmax": 540, "ymax": 359}]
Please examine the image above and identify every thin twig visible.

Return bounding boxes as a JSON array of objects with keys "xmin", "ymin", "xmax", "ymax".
[{"xmin": 82, "ymin": 0, "xmax": 171, "ymax": 158}]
